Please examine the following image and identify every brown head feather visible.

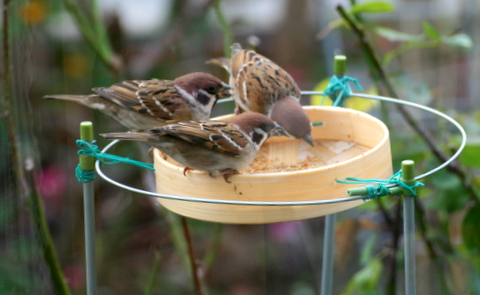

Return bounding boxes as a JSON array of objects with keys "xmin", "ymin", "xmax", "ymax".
[
  {"xmin": 270, "ymin": 96, "xmax": 312, "ymax": 145},
  {"xmin": 174, "ymin": 72, "xmax": 230, "ymax": 98}
]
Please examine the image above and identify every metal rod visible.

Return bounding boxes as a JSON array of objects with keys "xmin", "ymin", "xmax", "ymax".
[
  {"xmin": 321, "ymin": 213, "xmax": 336, "ymax": 295},
  {"xmin": 83, "ymin": 181, "xmax": 98, "ymax": 295},
  {"xmin": 403, "ymin": 194, "xmax": 416, "ymax": 295},
  {"xmin": 80, "ymin": 122, "xmax": 98, "ymax": 295},
  {"xmin": 401, "ymin": 160, "xmax": 416, "ymax": 295}
]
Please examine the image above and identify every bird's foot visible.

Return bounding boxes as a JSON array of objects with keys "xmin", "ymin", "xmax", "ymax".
[
  {"xmin": 221, "ymin": 169, "xmax": 240, "ymax": 183},
  {"xmin": 183, "ymin": 167, "xmax": 194, "ymax": 176}
]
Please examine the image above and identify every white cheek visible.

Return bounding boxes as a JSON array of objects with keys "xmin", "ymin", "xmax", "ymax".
[
  {"xmin": 197, "ymin": 90, "xmax": 217, "ymax": 111},
  {"xmin": 175, "ymin": 85, "xmax": 196, "ymax": 105},
  {"xmin": 206, "ymin": 93, "xmax": 217, "ymax": 109},
  {"xmin": 250, "ymin": 128, "xmax": 269, "ymax": 150}
]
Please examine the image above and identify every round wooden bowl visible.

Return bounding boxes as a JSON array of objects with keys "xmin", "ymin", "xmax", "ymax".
[{"xmin": 153, "ymin": 106, "xmax": 392, "ymax": 224}]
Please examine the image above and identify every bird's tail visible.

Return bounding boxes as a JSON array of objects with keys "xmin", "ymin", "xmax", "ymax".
[
  {"xmin": 100, "ymin": 132, "xmax": 156, "ymax": 143},
  {"xmin": 206, "ymin": 57, "xmax": 231, "ymax": 72},
  {"xmin": 43, "ymin": 94, "xmax": 94, "ymax": 101},
  {"xmin": 43, "ymin": 94, "xmax": 106, "ymax": 109},
  {"xmin": 231, "ymin": 43, "xmax": 242, "ymax": 54}
]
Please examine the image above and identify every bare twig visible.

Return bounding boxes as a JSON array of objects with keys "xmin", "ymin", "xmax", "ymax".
[
  {"xmin": 181, "ymin": 216, "xmax": 204, "ymax": 295},
  {"xmin": 335, "ymin": 5, "xmax": 479, "ymax": 204},
  {"xmin": 336, "ymin": 5, "xmax": 460, "ymax": 294}
]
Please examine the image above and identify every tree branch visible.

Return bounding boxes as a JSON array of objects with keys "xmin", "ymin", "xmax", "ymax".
[
  {"xmin": 335, "ymin": 5, "xmax": 461, "ymax": 294},
  {"xmin": 335, "ymin": 5, "xmax": 479, "ymax": 204},
  {"xmin": 181, "ymin": 216, "xmax": 204, "ymax": 295}
]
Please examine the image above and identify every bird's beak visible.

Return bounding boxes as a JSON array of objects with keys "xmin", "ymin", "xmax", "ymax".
[
  {"xmin": 269, "ymin": 123, "xmax": 287, "ymax": 137},
  {"xmin": 302, "ymin": 133, "xmax": 315, "ymax": 147},
  {"xmin": 218, "ymin": 82, "xmax": 232, "ymax": 98}
]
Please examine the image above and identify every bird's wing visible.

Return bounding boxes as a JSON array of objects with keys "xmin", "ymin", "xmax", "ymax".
[
  {"xmin": 152, "ymin": 120, "xmax": 250, "ymax": 156},
  {"xmin": 230, "ymin": 48, "xmax": 301, "ymax": 113},
  {"xmin": 93, "ymin": 79, "xmax": 192, "ymax": 121}
]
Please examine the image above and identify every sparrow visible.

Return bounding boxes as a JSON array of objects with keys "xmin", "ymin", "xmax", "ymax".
[
  {"xmin": 207, "ymin": 43, "xmax": 313, "ymax": 146},
  {"xmin": 100, "ymin": 112, "xmax": 285, "ymax": 183},
  {"xmin": 44, "ymin": 72, "xmax": 231, "ymax": 131}
]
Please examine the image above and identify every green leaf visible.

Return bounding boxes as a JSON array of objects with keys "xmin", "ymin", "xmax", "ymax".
[
  {"xmin": 428, "ymin": 174, "xmax": 469, "ymax": 212},
  {"xmin": 459, "ymin": 141, "xmax": 480, "ymax": 168},
  {"xmin": 360, "ymin": 234, "xmax": 378, "ymax": 264},
  {"xmin": 422, "ymin": 21, "xmax": 441, "ymax": 40},
  {"xmin": 462, "ymin": 205, "xmax": 480, "ymax": 253},
  {"xmin": 375, "ymin": 26, "xmax": 424, "ymax": 42},
  {"xmin": 350, "ymin": 1, "xmax": 394, "ymax": 14},
  {"xmin": 442, "ymin": 33, "xmax": 473, "ymax": 50},
  {"xmin": 341, "ymin": 257, "xmax": 382, "ymax": 295}
]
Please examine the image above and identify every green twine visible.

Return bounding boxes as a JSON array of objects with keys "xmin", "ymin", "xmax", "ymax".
[
  {"xmin": 75, "ymin": 139, "xmax": 155, "ymax": 183},
  {"xmin": 363, "ymin": 184, "xmax": 391, "ymax": 199},
  {"xmin": 320, "ymin": 75, "xmax": 363, "ymax": 107},
  {"xmin": 337, "ymin": 170, "xmax": 424, "ymax": 200},
  {"xmin": 76, "ymin": 165, "xmax": 96, "ymax": 182}
]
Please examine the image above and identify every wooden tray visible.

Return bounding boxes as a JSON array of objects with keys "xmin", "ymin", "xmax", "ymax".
[{"xmin": 153, "ymin": 106, "xmax": 392, "ymax": 224}]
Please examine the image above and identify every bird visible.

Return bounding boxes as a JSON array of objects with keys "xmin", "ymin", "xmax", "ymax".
[
  {"xmin": 207, "ymin": 43, "xmax": 313, "ymax": 146},
  {"xmin": 44, "ymin": 72, "xmax": 231, "ymax": 131},
  {"xmin": 100, "ymin": 112, "xmax": 285, "ymax": 183}
]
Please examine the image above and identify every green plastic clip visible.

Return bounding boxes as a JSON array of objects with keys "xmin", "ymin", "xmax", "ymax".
[{"xmin": 79, "ymin": 121, "xmax": 95, "ymax": 171}]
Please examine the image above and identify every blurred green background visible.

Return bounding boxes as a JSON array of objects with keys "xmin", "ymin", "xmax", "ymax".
[{"xmin": 1, "ymin": 0, "xmax": 480, "ymax": 294}]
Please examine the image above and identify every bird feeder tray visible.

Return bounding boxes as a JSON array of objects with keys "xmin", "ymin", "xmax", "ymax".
[{"xmin": 153, "ymin": 106, "xmax": 392, "ymax": 224}]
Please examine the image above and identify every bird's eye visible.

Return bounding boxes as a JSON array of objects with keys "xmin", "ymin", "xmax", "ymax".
[{"xmin": 205, "ymin": 85, "xmax": 217, "ymax": 94}]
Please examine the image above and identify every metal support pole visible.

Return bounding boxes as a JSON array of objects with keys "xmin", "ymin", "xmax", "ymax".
[
  {"xmin": 80, "ymin": 122, "xmax": 98, "ymax": 295},
  {"xmin": 321, "ymin": 213, "xmax": 336, "ymax": 295},
  {"xmin": 401, "ymin": 160, "xmax": 416, "ymax": 295}
]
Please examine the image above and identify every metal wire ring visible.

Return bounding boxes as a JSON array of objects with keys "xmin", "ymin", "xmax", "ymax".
[{"xmin": 95, "ymin": 91, "xmax": 467, "ymax": 206}]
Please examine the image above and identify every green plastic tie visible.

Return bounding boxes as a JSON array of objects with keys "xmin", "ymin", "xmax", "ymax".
[
  {"xmin": 362, "ymin": 184, "xmax": 391, "ymax": 200},
  {"xmin": 320, "ymin": 75, "xmax": 363, "ymax": 107},
  {"xmin": 76, "ymin": 164, "xmax": 96, "ymax": 183},
  {"xmin": 75, "ymin": 139, "xmax": 155, "ymax": 183},
  {"xmin": 337, "ymin": 170, "xmax": 424, "ymax": 200}
]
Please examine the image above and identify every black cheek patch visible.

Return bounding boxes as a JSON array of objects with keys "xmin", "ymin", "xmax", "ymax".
[
  {"xmin": 251, "ymin": 131, "xmax": 265, "ymax": 145},
  {"xmin": 197, "ymin": 91, "xmax": 211, "ymax": 105}
]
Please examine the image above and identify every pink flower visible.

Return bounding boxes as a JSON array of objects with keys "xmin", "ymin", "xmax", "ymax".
[{"xmin": 36, "ymin": 164, "xmax": 68, "ymax": 202}]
